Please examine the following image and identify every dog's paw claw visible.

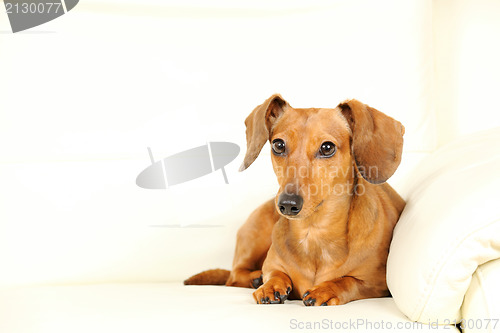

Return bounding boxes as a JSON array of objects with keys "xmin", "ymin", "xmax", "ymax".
[
  {"xmin": 303, "ymin": 298, "xmax": 316, "ymax": 306},
  {"xmin": 253, "ymin": 280, "xmax": 290, "ymax": 304},
  {"xmin": 302, "ymin": 284, "xmax": 341, "ymax": 306},
  {"xmin": 251, "ymin": 275, "xmax": 263, "ymax": 289}
]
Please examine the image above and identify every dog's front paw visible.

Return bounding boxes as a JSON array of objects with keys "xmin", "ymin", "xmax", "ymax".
[
  {"xmin": 302, "ymin": 283, "xmax": 342, "ymax": 306},
  {"xmin": 253, "ymin": 279, "xmax": 291, "ymax": 304}
]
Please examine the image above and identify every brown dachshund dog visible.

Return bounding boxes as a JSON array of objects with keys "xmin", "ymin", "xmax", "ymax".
[{"xmin": 185, "ymin": 94, "xmax": 406, "ymax": 306}]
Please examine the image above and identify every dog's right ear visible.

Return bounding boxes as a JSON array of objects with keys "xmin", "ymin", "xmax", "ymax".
[
  {"xmin": 338, "ymin": 99, "xmax": 405, "ymax": 184},
  {"xmin": 239, "ymin": 94, "xmax": 289, "ymax": 171}
]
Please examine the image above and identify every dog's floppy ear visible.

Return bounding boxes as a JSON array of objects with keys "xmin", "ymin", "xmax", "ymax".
[
  {"xmin": 338, "ymin": 99, "xmax": 405, "ymax": 184},
  {"xmin": 239, "ymin": 94, "xmax": 289, "ymax": 171}
]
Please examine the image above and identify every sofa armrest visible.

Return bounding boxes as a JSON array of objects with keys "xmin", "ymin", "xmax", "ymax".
[{"xmin": 387, "ymin": 128, "xmax": 500, "ymax": 323}]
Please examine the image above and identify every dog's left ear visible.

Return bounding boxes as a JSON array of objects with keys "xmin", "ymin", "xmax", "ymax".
[
  {"xmin": 338, "ymin": 99, "xmax": 405, "ymax": 184},
  {"xmin": 239, "ymin": 94, "xmax": 289, "ymax": 171}
]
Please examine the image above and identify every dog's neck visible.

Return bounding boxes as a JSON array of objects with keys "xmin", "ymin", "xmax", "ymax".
[
  {"xmin": 288, "ymin": 177, "xmax": 357, "ymax": 232},
  {"xmin": 283, "ymin": 181, "xmax": 354, "ymax": 264},
  {"xmin": 284, "ymin": 174, "xmax": 375, "ymax": 266}
]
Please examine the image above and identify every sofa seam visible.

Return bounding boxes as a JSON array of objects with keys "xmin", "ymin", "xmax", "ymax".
[
  {"xmin": 475, "ymin": 265, "xmax": 492, "ymax": 333},
  {"xmin": 411, "ymin": 218, "xmax": 500, "ymax": 321}
]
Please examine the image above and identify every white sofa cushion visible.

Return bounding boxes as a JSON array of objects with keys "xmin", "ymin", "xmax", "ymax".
[
  {"xmin": 387, "ymin": 127, "xmax": 500, "ymax": 323},
  {"xmin": 0, "ymin": 283, "xmax": 458, "ymax": 333},
  {"xmin": 461, "ymin": 258, "xmax": 500, "ymax": 333}
]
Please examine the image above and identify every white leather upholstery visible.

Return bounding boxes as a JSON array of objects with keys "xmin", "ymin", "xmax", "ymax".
[
  {"xmin": 0, "ymin": 283, "xmax": 458, "ymax": 333},
  {"xmin": 0, "ymin": 0, "xmax": 435, "ymax": 287},
  {"xmin": 388, "ymin": 128, "xmax": 500, "ymax": 323},
  {"xmin": 461, "ymin": 258, "xmax": 500, "ymax": 333},
  {"xmin": 1, "ymin": 1, "xmax": 500, "ymax": 332}
]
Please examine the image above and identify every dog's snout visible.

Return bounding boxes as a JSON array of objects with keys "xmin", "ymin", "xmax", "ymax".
[{"xmin": 278, "ymin": 193, "xmax": 303, "ymax": 216}]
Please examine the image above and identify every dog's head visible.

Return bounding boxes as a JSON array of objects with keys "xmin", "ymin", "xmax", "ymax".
[{"xmin": 240, "ymin": 94, "xmax": 405, "ymax": 219}]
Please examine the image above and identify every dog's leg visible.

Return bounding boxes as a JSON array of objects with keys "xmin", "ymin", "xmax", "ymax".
[
  {"xmin": 301, "ymin": 276, "xmax": 388, "ymax": 306},
  {"xmin": 226, "ymin": 199, "xmax": 280, "ymax": 288},
  {"xmin": 253, "ymin": 271, "xmax": 292, "ymax": 304},
  {"xmin": 226, "ymin": 268, "xmax": 264, "ymax": 288}
]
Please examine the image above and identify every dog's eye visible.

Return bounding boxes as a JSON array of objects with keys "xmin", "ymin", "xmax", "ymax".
[
  {"xmin": 319, "ymin": 141, "xmax": 336, "ymax": 157},
  {"xmin": 272, "ymin": 139, "xmax": 286, "ymax": 155}
]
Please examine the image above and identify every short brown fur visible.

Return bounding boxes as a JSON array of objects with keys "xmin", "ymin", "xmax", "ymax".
[{"xmin": 185, "ymin": 94, "xmax": 405, "ymax": 306}]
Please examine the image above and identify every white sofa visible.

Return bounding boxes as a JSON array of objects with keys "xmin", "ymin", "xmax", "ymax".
[
  {"xmin": 1, "ymin": 1, "xmax": 500, "ymax": 332},
  {"xmin": 2, "ymin": 128, "xmax": 499, "ymax": 333}
]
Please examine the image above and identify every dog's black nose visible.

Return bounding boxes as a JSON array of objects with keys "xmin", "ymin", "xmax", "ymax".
[{"xmin": 278, "ymin": 193, "xmax": 303, "ymax": 216}]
